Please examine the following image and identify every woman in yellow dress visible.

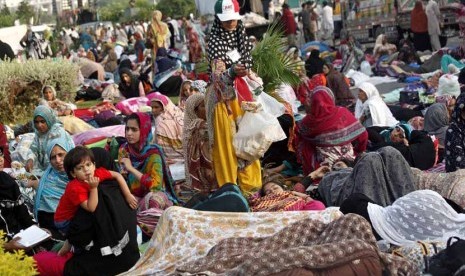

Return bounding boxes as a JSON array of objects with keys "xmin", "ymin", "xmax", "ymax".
[
  {"xmin": 205, "ymin": 0, "xmax": 262, "ymax": 197},
  {"xmin": 146, "ymin": 10, "xmax": 169, "ymax": 74}
]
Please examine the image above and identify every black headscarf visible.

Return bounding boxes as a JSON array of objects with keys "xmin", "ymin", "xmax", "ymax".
[
  {"xmin": 118, "ymin": 68, "xmax": 141, "ymax": 99},
  {"xmin": 305, "ymin": 49, "xmax": 325, "ymax": 78},
  {"xmin": 207, "ymin": 17, "xmax": 253, "ymax": 70}
]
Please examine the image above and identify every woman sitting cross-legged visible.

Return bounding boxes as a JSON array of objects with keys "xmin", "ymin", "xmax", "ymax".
[
  {"xmin": 294, "ymin": 85, "xmax": 368, "ymax": 175},
  {"xmin": 119, "ymin": 112, "xmax": 179, "ymax": 237}
]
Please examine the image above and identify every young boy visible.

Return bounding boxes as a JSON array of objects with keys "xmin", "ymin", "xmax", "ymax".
[{"xmin": 54, "ymin": 146, "xmax": 137, "ymax": 255}]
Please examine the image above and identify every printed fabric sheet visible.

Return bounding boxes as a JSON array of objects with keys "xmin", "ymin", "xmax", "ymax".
[{"xmin": 121, "ymin": 206, "xmax": 342, "ymax": 276}]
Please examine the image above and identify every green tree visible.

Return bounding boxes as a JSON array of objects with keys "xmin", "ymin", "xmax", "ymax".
[
  {"xmin": 16, "ymin": 0, "xmax": 35, "ymax": 24},
  {"xmin": 0, "ymin": 14, "xmax": 15, "ymax": 27},
  {"xmin": 0, "ymin": 4, "xmax": 10, "ymax": 15},
  {"xmin": 132, "ymin": 0, "xmax": 156, "ymax": 21},
  {"xmin": 156, "ymin": 0, "xmax": 196, "ymax": 19}
]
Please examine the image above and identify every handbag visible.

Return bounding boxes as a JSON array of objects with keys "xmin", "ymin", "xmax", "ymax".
[{"xmin": 427, "ymin": 237, "xmax": 465, "ymax": 276}]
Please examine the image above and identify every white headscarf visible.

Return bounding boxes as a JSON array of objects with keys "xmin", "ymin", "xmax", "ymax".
[
  {"xmin": 355, "ymin": 82, "xmax": 398, "ymax": 127},
  {"xmin": 368, "ymin": 190, "xmax": 465, "ymax": 246}
]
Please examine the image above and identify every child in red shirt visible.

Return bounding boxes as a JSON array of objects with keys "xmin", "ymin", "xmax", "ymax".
[{"xmin": 55, "ymin": 146, "xmax": 137, "ymax": 255}]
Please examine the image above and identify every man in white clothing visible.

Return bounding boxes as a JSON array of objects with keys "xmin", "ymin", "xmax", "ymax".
[
  {"xmin": 425, "ymin": 0, "xmax": 442, "ymax": 51},
  {"xmin": 321, "ymin": 1, "xmax": 334, "ymax": 43}
]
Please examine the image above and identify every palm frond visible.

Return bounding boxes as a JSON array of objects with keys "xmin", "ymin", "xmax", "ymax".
[{"xmin": 252, "ymin": 21, "xmax": 302, "ymax": 93}]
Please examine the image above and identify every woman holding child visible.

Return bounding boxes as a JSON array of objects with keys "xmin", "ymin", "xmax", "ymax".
[{"xmin": 119, "ymin": 112, "xmax": 179, "ymax": 236}]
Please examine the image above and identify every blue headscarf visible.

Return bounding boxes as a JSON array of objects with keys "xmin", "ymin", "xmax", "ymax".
[
  {"xmin": 30, "ymin": 106, "xmax": 71, "ymax": 174},
  {"xmin": 34, "ymin": 131, "xmax": 75, "ymax": 218}
]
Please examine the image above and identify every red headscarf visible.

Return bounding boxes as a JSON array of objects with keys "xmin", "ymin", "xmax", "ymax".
[
  {"xmin": 297, "ymin": 74, "xmax": 327, "ymax": 104},
  {"xmin": 294, "ymin": 86, "xmax": 367, "ymax": 174}
]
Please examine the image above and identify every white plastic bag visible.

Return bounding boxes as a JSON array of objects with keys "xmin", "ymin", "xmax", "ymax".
[
  {"xmin": 233, "ymin": 111, "xmax": 287, "ymax": 162},
  {"xmin": 256, "ymin": 92, "xmax": 286, "ymax": 117}
]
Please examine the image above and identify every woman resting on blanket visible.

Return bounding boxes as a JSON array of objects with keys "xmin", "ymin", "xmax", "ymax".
[
  {"xmin": 249, "ymin": 174, "xmax": 325, "ymax": 212},
  {"xmin": 340, "ymin": 190, "xmax": 465, "ymax": 246},
  {"xmin": 318, "ymin": 146, "xmax": 416, "ymax": 207},
  {"xmin": 294, "ymin": 85, "xmax": 368, "ymax": 175},
  {"xmin": 367, "ymin": 122, "xmax": 436, "ymax": 170},
  {"xmin": 355, "ymin": 82, "xmax": 399, "ymax": 128},
  {"xmin": 150, "ymin": 93, "xmax": 184, "ymax": 163},
  {"xmin": 39, "ymin": 85, "xmax": 94, "ymax": 135},
  {"xmin": 373, "ymin": 34, "xmax": 397, "ymax": 61},
  {"xmin": 119, "ymin": 112, "xmax": 178, "ymax": 236}
]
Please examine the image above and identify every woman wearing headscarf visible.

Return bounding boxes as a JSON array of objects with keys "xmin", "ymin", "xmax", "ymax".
[
  {"xmin": 187, "ymin": 22, "xmax": 202, "ymax": 64},
  {"xmin": 411, "ymin": 0, "xmax": 431, "ymax": 52},
  {"xmin": 294, "ymin": 86, "xmax": 368, "ymax": 175},
  {"xmin": 304, "ymin": 49, "xmax": 325, "ymax": 78},
  {"xmin": 286, "ymin": 47, "xmax": 306, "ymax": 77},
  {"xmin": 178, "ymin": 80, "xmax": 192, "ymax": 110},
  {"xmin": 322, "ymin": 63, "xmax": 355, "ymax": 108},
  {"xmin": 39, "ymin": 85, "xmax": 94, "ymax": 135},
  {"xmin": 146, "ymin": 10, "xmax": 170, "ymax": 73},
  {"xmin": 424, "ymin": 103, "xmax": 450, "ymax": 162},
  {"xmin": 133, "ymin": 32, "xmax": 146, "ymax": 64},
  {"xmin": 339, "ymin": 35, "xmax": 365, "ymax": 73},
  {"xmin": 102, "ymin": 49, "xmax": 118, "ymax": 73},
  {"xmin": 373, "ymin": 34, "xmax": 397, "ymax": 61},
  {"xmin": 119, "ymin": 112, "xmax": 178, "ymax": 236},
  {"xmin": 34, "ymin": 134, "xmax": 74, "ymax": 238},
  {"xmin": 34, "ymin": 148, "xmax": 139, "ymax": 275},
  {"xmin": 0, "ymin": 171, "xmax": 35, "ymax": 251},
  {"xmin": 183, "ymin": 94, "xmax": 218, "ymax": 193},
  {"xmin": 367, "ymin": 123, "xmax": 437, "ymax": 170},
  {"xmin": 205, "ymin": 0, "xmax": 262, "ymax": 197},
  {"xmin": 296, "ymin": 73, "xmax": 326, "ymax": 105},
  {"xmin": 319, "ymin": 146, "xmax": 416, "ymax": 207},
  {"xmin": 118, "ymin": 67, "xmax": 145, "ymax": 99},
  {"xmin": 25, "ymin": 106, "xmax": 74, "ymax": 178},
  {"xmin": 355, "ymin": 82, "xmax": 399, "ymax": 128},
  {"xmin": 445, "ymin": 93, "xmax": 465, "ymax": 172},
  {"xmin": 340, "ymin": 190, "xmax": 465, "ymax": 246},
  {"xmin": 150, "ymin": 93, "xmax": 184, "ymax": 163}
]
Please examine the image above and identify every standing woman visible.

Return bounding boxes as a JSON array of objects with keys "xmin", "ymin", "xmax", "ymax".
[
  {"xmin": 410, "ymin": 1, "xmax": 431, "ymax": 51},
  {"xmin": 146, "ymin": 10, "xmax": 170, "ymax": 73},
  {"xmin": 119, "ymin": 112, "xmax": 178, "ymax": 236},
  {"xmin": 206, "ymin": 0, "xmax": 262, "ymax": 197}
]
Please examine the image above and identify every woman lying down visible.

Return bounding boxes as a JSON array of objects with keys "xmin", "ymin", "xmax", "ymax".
[{"xmin": 248, "ymin": 174, "xmax": 325, "ymax": 212}]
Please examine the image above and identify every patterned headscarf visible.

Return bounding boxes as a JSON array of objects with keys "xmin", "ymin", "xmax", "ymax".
[
  {"xmin": 207, "ymin": 17, "xmax": 253, "ymax": 70},
  {"xmin": 182, "ymin": 94, "xmax": 206, "ymax": 187},
  {"xmin": 191, "ymin": 80, "xmax": 208, "ymax": 94},
  {"xmin": 445, "ymin": 93, "xmax": 465, "ymax": 172}
]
